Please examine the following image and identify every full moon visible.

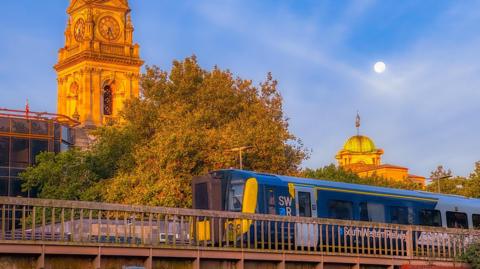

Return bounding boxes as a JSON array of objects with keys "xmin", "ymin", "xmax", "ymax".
[{"xmin": 374, "ymin": 61, "xmax": 386, "ymax": 73}]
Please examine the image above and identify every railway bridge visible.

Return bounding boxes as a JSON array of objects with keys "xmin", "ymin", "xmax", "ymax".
[{"xmin": 0, "ymin": 197, "xmax": 477, "ymax": 269}]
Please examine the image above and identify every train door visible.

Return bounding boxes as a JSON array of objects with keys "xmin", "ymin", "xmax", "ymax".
[{"xmin": 294, "ymin": 187, "xmax": 318, "ymax": 247}]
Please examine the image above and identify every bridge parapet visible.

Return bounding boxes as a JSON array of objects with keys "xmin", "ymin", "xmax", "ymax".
[{"xmin": 0, "ymin": 196, "xmax": 478, "ymax": 265}]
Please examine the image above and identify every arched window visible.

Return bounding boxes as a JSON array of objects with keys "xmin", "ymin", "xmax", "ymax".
[{"xmin": 103, "ymin": 85, "xmax": 113, "ymax": 115}]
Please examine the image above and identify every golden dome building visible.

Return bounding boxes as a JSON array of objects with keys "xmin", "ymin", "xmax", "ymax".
[{"xmin": 335, "ymin": 114, "xmax": 425, "ymax": 186}]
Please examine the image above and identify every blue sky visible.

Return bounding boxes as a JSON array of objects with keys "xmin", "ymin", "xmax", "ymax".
[{"xmin": 1, "ymin": 0, "xmax": 480, "ymax": 177}]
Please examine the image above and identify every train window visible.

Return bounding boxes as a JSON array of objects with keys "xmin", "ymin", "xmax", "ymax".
[
  {"xmin": 194, "ymin": 183, "xmax": 209, "ymax": 209},
  {"xmin": 390, "ymin": 206, "xmax": 413, "ymax": 225},
  {"xmin": 360, "ymin": 203, "xmax": 368, "ymax": 221},
  {"xmin": 473, "ymin": 214, "xmax": 480, "ymax": 229},
  {"xmin": 298, "ymin": 192, "xmax": 312, "ymax": 217},
  {"xmin": 418, "ymin": 209, "xmax": 442, "ymax": 227},
  {"xmin": 267, "ymin": 189, "xmax": 276, "ymax": 215},
  {"xmin": 228, "ymin": 180, "xmax": 244, "ymax": 212},
  {"xmin": 359, "ymin": 202, "xmax": 385, "ymax": 222},
  {"xmin": 328, "ymin": 200, "xmax": 353, "ymax": 220},
  {"xmin": 446, "ymin": 211, "xmax": 468, "ymax": 229}
]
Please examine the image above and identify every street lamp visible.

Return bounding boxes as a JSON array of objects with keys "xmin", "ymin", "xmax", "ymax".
[
  {"xmin": 227, "ymin": 146, "xmax": 253, "ymax": 170},
  {"xmin": 431, "ymin": 175, "xmax": 451, "ymax": 193}
]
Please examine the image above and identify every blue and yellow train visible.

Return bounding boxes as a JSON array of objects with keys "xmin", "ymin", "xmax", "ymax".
[{"xmin": 193, "ymin": 169, "xmax": 480, "ymax": 230}]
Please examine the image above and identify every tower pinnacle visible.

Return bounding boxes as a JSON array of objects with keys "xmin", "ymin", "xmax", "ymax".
[
  {"xmin": 355, "ymin": 111, "xmax": 361, "ymax": 136},
  {"xmin": 55, "ymin": 0, "xmax": 143, "ymax": 127}
]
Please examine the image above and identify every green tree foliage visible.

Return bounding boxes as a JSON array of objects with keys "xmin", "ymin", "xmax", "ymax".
[
  {"xmin": 302, "ymin": 164, "xmax": 421, "ymax": 190},
  {"xmin": 430, "ymin": 165, "xmax": 453, "ymax": 179},
  {"xmin": 21, "ymin": 125, "xmax": 138, "ymax": 201},
  {"xmin": 463, "ymin": 243, "xmax": 480, "ymax": 269},
  {"xmin": 426, "ymin": 163, "xmax": 480, "ymax": 198},
  {"xmin": 426, "ymin": 176, "xmax": 466, "ymax": 195},
  {"xmin": 101, "ymin": 56, "xmax": 308, "ymax": 207},
  {"xmin": 21, "ymin": 150, "xmax": 101, "ymax": 201},
  {"xmin": 88, "ymin": 125, "xmax": 138, "ymax": 178},
  {"xmin": 426, "ymin": 165, "xmax": 461, "ymax": 194},
  {"xmin": 465, "ymin": 161, "xmax": 480, "ymax": 198}
]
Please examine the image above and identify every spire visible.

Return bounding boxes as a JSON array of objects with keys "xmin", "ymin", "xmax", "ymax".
[
  {"xmin": 355, "ymin": 111, "xmax": 360, "ymax": 135},
  {"xmin": 25, "ymin": 99, "xmax": 30, "ymax": 119}
]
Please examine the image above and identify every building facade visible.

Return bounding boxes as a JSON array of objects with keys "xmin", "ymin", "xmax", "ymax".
[
  {"xmin": 0, "ymin": 108, "xmax": 78, "ymax": 197},
  {"xmin": 55, "ymin": 0, "xmax": 143, "ymax": 128},
  {"xmin": 336, "ymin": 117, "xmax": 425, "ymax": 186},
  {"xmin": 0, "ymin": 0, "xmax": 144, "ymax": 197}
]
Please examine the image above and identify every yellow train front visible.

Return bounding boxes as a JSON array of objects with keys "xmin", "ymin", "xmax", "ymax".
[{"xmin": 192, "ymin": 169, "xmax": 262, "ymax": 244}]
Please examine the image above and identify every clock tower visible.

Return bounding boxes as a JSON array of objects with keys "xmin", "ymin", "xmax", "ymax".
[{"xmin": 55, "ymin": 0, "xmax": 143, "ymax": 127}]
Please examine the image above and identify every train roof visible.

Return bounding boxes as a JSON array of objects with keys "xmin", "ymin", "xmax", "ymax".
[{"xmin": 223, "ymin": 169, "xmax": 480, "ymax": 208}]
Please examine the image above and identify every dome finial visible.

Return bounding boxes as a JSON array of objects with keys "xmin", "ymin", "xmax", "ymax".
[{"xmin": 355, "ymin": 111, "xmax": 361, "ymax": 135}]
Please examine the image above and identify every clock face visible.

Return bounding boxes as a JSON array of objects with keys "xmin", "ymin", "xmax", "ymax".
[
  {"xmin": 74, "ymin": 19, "xmax": 85, "ymax": 42},
  {"xmin": 98, "ymin": 16, "xmax": 120, "ymax": 41}
]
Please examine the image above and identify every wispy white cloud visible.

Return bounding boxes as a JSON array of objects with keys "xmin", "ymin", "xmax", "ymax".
[{"xmin": 188, "ymin": 0, "xmax": 480, "ymax": 177}]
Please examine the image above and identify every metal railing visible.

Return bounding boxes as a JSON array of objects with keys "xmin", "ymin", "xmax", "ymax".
[{"xmin": 0, "ymin": 197, "xmax": 478, "ymax": 261}]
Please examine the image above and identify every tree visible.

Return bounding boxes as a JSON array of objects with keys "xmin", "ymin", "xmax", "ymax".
[
  {"xmin": 463, "ymin": 243, "xmax": 480, "ymax": 269},
  {"xmin": 100, "ymin": 56, "xmax": 308, "ymax": 207},
  {"xmin": 464, "ymin": 161, "xmax": 480, "ymax": 198},
  {"xmin": 21, "ymin": 150, "xmax": 101, "ymax": 201},
  {"xmin": 303, "ymin": 164, "xmax": 360, "ymax": 182},
  {"xmin": 430, "ymin": 165, "xmax": 452, "ymax": 179},
  {"xmin": 303, "ymin": 164, "xmax": 421, "ymax": 190},
  {"xmin": 429, "ymin": 165, "xmax": 455, "ymax": 192},
  {"xmin": 426, "ymin": 165, "xmax": 467, "ymax": 195},
  {"xmin": 20, "ymin": 125, "xmax": 138, "ymax": 201},
  {"xmin": 426, "ymin": 176, "xmax": 466, "ymax": 195}
]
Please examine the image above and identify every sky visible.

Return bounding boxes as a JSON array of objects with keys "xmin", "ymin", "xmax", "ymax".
[{"xmin": 1, "ymin": 0, "xmax": 480, "ymax": 178}]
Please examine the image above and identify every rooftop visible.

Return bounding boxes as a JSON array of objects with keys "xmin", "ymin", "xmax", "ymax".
[{"xmin": 0, "ymin": 107, "xmax": 79, "ymax": 127}]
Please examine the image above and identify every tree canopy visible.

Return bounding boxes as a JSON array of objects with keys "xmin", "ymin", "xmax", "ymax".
[
  {"xmin": 302, "ymin": 164, "xmax": 421, "ymax": 190},
  {"xmin": 463, "ymin": 243, "xmax": 480, "ymax": 269},
  {"xmin": 21, "ymin": 150, "xmax": 100, "ymax": 201},
  {"xmin": 426, "ymin": 163, "xmax": 480, "ymax": 198}
]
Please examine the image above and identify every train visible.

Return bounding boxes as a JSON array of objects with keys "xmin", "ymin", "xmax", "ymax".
[{"xmin": 193, "ymin": 169, "xmax": 480, "ymax": 230}]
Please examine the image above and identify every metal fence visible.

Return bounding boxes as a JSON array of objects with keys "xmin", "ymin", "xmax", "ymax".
[{"xmin": 0, "ymin": 196, "xmax": 478, "ymax": 261}]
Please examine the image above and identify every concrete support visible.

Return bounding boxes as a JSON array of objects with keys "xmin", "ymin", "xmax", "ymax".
[
  {"xmin": 193, "ymin": 257, "xmax": 200, "ymax": 269},
  {"xmin": 93, "ymin": 250, "xmax": 101, "ymax": 269},
  {"xmin": 315, "ymin": 262, "xmax": 323, "ymax": 269},
  {"xmin": 144, "ymin": 249, "xmax": 152, "ymax": 269},
  {"xmin": 277, "ymin": 260, "xmax": 285, "ymax": 269},
  {"xmin": 236, "ymin": 259, "xmax": 244, "ymax": 269},
  {"xmin": 36, "ymin": 252, "xmax": 44, "ymax": 269}
]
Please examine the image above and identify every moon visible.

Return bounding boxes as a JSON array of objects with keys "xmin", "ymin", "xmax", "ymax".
[{"xmin": 374, "ymin": 61, "xmax": 386, "ymax": 73}]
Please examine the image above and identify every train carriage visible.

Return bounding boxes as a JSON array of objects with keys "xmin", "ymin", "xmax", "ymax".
[{"xmin": 192, "ymin": 169, "xmax": 480, "ymax": 252}]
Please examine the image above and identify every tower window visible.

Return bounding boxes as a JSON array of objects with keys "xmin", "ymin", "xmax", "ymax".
[{"xmin": 103, "ymin": 86, "xmax": 113, "ymax": 115}]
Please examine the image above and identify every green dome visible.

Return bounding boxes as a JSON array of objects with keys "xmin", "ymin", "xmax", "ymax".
[{"xmin": 343, "ymin": 135, "xmax": 376, "ymax": 153}]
